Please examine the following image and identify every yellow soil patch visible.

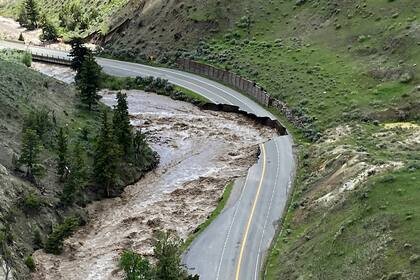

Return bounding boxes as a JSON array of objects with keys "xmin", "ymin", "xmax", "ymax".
[{"xmin": 383, "ymin": 122, "xmax": 419, "ymax": 129}]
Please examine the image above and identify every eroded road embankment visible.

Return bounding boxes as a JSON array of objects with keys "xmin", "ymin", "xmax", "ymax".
[{"xmin": 32, "ymin": 90, "xmax": 276, "ymax": 280}]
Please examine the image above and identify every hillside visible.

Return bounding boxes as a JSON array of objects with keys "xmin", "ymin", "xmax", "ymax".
[{"xmin": 0, "ymin": 55, "xmax": 86, "ymax": 278}]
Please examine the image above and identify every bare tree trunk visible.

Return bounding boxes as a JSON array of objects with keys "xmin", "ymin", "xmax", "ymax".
[{"xmin": 1, "ymin": 258, "xmax": 11, "ymax": 280}]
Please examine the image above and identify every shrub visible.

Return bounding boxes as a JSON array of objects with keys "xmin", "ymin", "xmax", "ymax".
[
  {"xmin": 22, "ymin": 52, "xmax": 32, "ymax": 67},
  {"xmin": 25, "ymin": 255, "xmax": 36, "ymax": 271},
  {"xmin": 33, "ymin": 229, "xmax": 44, "ymax": 249},
  {"xmin": 44, "ymin": 216, "xmax": 81, "ymax": 255},
  {"xmin": 22, "ymin": 192, "xmax": 43, "ymax": 211}
]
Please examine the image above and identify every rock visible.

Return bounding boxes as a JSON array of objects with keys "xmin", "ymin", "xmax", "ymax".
[
  {"xmin": 146, "ymin": 218, "xmax": 162, "ymax": 228},
  {"xmin": 403, "ymin": 243, "xmax": 412, "ymax": 249},
  {"xmin": 387, "ymin": 272, "xmax": 402, "ymax": 280},
  {"xmin": 391, "ymin": 12, "xmax": 399, "ymax": 18},
  {"xmin": 409, "ymin": 254, "xmax": 420, "ymax": 264},
  {"xmin": 399, "ymin": 72, "xmax": 413, "ymax": 83},
  {"xmin": 0, "ymin": 164, "xmax": 8, "ymax": 176}
]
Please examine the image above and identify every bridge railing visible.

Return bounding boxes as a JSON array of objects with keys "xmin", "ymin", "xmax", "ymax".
[
  {"xmin": 0, "ymin": 39, "xmax": 72, "ymax": 66},
  {"xmin": 31, "ymin": 52, "xmax": 72, "ymax": 66}
]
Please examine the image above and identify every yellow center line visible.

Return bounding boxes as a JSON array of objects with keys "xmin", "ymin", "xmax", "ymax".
[{"xmin": 235, "ymin": 144, "xmax": 267, "ymax": 280}]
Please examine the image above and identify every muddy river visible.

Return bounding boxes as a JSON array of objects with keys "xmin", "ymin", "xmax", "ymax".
[{"xmin": 32, "ymin": 89, "xmax": 276, "ymax": 279}]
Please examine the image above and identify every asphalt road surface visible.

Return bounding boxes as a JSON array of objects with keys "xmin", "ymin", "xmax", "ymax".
[{"xmin": 0, "ymin": 40, "xmax": 295, "ymax": 280}]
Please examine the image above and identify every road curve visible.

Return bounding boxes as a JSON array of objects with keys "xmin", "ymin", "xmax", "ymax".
[{"xmin": 0, "ymin": 40, "xmax": 295, "ymax": 280}]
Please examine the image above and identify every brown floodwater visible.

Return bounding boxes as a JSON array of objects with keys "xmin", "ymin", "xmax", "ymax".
[{"xmin": 32, "ymin": 90, "xmax": 276, "ymax": 279}]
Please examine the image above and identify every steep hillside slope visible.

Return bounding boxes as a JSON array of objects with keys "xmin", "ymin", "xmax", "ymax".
[
  {"xmin": 0, "ymin": 53, "xmax": 157, "ymax": 279},
  {"xmin": 0, "ymin": 56, "xmax": 85, "ymax": 279},
  {"xmin": 102, "ymin": 0, "xmax": 244, "ymax": 57}
]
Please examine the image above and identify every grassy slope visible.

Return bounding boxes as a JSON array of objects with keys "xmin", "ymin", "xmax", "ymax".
[{"xmin": 177, "ymin": 0, "xmax": 420, "ymax": 279}]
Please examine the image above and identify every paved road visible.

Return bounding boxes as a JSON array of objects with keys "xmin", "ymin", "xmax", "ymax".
[{"xmin": 0, "ymin": 40, "xmax": 295, "ymax": 280}]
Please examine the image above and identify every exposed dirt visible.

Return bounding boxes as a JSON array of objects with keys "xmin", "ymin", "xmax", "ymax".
[
  {"xmin": 32, "ymin": 90, "xmax": 276, "ymax": 280},
  {"xmin": 0, "ymin": 15, "xmax": 41, "ymax": 43}
]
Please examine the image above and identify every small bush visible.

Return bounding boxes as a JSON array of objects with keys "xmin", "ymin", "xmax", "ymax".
[
  {"xmin": 22, "ymin": 192, "xmax": 43, "ymax": 211},
  {"xmin": 22, "ymin": 52, "xmax": 32, "ymax": 67},
  {"xmin": 25, "ymin": 255, "xmax": 36, "ymax": 271},
  {"xmin": 33, "ymin": 229, "xmax": 44, "ymax": 250}
]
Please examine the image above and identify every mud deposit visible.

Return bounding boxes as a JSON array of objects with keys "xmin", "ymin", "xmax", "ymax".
[{"xmin": 32, "ymin": 90, "xmax": 276, "ymax": 279}]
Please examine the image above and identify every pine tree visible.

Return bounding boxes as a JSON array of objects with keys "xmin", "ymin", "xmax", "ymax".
[
  {"xmin": 17, "ymin": 6, "xmax": 28, "ymax": 27},
  {"xmin": 56, "ymin": 127, "xmax": 67, "ymax": 179},
  {"xmin": 93, "ymin": 111, "xmax": 119, "ymax": 197},
  {"xmin": 40, "ymin": 17, "xmax": 58, "ymax": 42},
  {"xmin": 24, "ymin": 0, "xmax": 40, "ymax": 30},
  {"xmin": 62, "ymin": 143, "xmax": 87, "ymax": 203},
  {"xmin": 113, "ymin": 92, "xmax": 133, "ymax": 155},
  {"xmin": 69, "ymin": 37, "xmax": 91, "ymax": 71},
  {"xmin": 76, "ymin": 53, "xmax": 102, "ymax": 110},
  {"xmin": 19, "ymin": 128, "xmax": 43, "ymax": 178},
  {"xmin": 133, "ymin": 130, "xmax": 154, "ymax": 169}
]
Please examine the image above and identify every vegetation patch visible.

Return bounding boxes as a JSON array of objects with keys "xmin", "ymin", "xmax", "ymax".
[
  {"xmin": 120, "ymin": 232, "xmax": 199, "ymax": 280},
  {"xmin": 44, "ymin": 216, "xmax": 81, "ymax": 255}
]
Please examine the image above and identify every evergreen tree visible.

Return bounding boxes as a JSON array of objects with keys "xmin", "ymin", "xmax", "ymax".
[
  {"xmin": 19, "ymin": 128, "xmax": 43, "ymax": 178},
  {"xmin": 56, "ymin": 127, "xmax": 68, "ymax": 179},
  {"xmin": 113, "ymin": 92, "xmax": 133, "ymax": 155},
  {"xmin": 24, "ymin": 0, "xmax": 40, "ymax": 30},
  {"xmin": 40, "ymin": 18, "xmax": 58, "ymax": 42},
  {"xmin": 133, "ymin": 130, "xmax": 154, "ymax": 169},
  {"xmin": 76, "ymin": 53, "xmax": 102, "ymax": 110},
  {"xmin": 93, "ymin": 111, "xmax": 119, "ymax": 197},
  {"xmin": 62, "ymin": 143, "xmax": 87, "ymax": 203},
  {"xmin": 17, "ymin": 6, "xmax": 28, "ymax": 27},
  {"xmin": 69, "ymin": 37, "xmax": 91, "ymax": 71}
]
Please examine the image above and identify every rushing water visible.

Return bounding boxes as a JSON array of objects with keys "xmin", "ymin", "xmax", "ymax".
[{"xmin": 32, "ymin": 90, "xmax": 276, "ymax": 280}]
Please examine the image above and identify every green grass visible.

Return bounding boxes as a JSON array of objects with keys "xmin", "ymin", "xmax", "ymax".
[
  {"xmin": 181, "ymin": 181, "xmax": 234, "ymax": 251},
  {"xmin": 174, "ymin": 86, "xmax": 211, "ymax": 105},
  {"xmin": 265, "ymin": 168, "xmax": 420, "ymax": 279},
  {"xmin": 0, "ymin": 49, "xmax": 32, "ymax": 66}
]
